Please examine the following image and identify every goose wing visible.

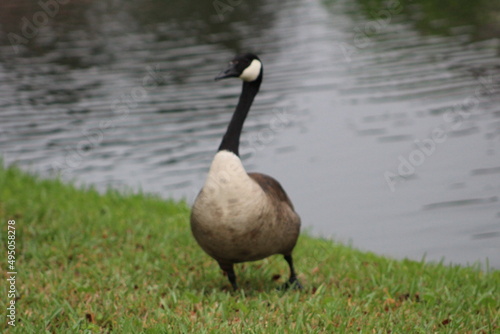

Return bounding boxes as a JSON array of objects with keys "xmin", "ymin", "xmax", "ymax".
[{"xmin": 247, "ymin": 172, "xmax": 296, "ymax": 211}]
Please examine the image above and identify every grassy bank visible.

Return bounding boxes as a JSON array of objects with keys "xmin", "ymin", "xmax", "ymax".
[{"xmin": 0, "ymin": 165, "xmax": 498, "ymax": 333}]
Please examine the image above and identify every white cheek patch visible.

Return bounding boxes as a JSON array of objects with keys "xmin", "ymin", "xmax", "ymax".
[{"xmin": 239, "ymin": 59, "xmax": 262, "ymax": 82}]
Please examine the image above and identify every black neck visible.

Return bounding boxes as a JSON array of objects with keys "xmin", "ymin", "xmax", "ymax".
[{"xmin": 218, "ymin": 77, "xmax": 262, "ymax": 156}]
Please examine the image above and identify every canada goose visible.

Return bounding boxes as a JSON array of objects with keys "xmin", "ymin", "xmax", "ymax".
[{"xmin": 190, "ymin": 53, "xmax": 302, "ymax": 290}]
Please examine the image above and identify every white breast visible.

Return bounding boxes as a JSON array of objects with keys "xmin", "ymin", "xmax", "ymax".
[{"xmin": 194, "ymin": 150, "xmax": 266, "ymax": 229}]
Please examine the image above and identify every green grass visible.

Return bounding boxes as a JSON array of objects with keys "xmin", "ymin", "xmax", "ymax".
[{"xmin": 0, "ymin": 164, "xmax": 498, "ymax": 333}]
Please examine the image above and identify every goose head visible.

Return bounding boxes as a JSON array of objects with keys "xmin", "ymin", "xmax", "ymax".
[{"xmin": 215, "ymin": 53, "xmax": 262, "ymax": 83}]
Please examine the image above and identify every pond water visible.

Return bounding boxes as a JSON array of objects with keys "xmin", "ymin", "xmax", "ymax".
[{"xmin": 1, "ymin": 0, "xmax": 499, "ymax": 268}]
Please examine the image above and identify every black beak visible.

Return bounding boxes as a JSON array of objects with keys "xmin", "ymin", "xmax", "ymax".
[{"xmin": 215, "ymin": 63, "xmax": 240, "ymax": 81}]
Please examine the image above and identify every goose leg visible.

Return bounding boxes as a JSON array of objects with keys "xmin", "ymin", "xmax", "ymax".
[
  {"xmin": 283, "ymin": 254, "xmax": 302, "ymax": 290},
  {"xmin": 218, "ymin": 262, "xmax": 238, "ymax": 290}
]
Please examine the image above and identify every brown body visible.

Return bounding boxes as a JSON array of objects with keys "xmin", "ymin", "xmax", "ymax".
[{"xmin": 190, "ymin": 152, "xmax": 300, "ymax": 268}]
